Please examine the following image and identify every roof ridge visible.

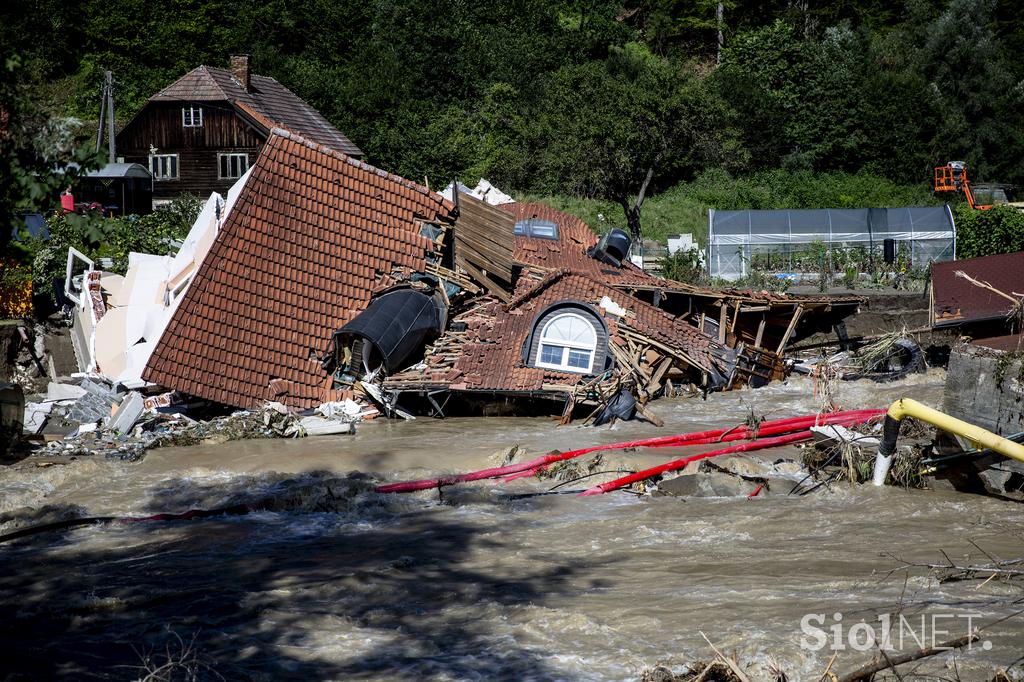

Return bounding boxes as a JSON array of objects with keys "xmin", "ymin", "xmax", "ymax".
[
  {"xmin": 508, "ymin": 269, "xmax": 573, "ymax": 309},
  {"xmin": 152, "ymin": 64, "xmax": 233, "ymax": 101},
  {"xmin": 268, "ymin": 127, "xmax": 451, "ymax": 208}
]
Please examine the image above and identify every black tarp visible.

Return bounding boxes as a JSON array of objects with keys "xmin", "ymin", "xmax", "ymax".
[{"xmin": 330, "ymin": 288, "xmax": 446, "ymax": 375}]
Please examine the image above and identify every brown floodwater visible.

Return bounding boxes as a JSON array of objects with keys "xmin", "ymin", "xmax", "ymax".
[{"xmin": 1, "ymin": 370, "xmax": 1022, "ymax": 680}]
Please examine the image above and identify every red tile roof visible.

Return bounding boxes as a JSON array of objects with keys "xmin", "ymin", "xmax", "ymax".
[
  {"xmin": 507, "ymin": 202, "xmax": 656, "ymax": 289},
  {"xmin": 388, "ymin": 271, "xmax": 722, "ymax": 394},
  {"xmin": 143, "ymin": 129, "xmax": 453, "ymax": 409},
  {"xmin": 932, "ymin": 252, "xmax": 1024, "ymax": 328},
  {"xmin": 150, "ymin": 65, "xmax": 363, "ymax": 156}
]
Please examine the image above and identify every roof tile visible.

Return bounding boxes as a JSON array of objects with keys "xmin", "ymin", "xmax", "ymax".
[
  {"xmin": 143, "ymin": 130, "xmax": 454, "ymax": 409},
  {"xmin": 150, "ymin": 65, "xmax": 363, "ymax": 156}
]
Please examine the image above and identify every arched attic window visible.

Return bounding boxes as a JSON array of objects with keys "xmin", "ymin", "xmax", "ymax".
[{"xmin": 535, "ymin": 311, "xmax": 599, "ymax": 373}]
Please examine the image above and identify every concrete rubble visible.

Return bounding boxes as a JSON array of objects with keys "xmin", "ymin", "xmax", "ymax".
[
  {"xmin": 9, "ymin": 365, "xmax": 369, "ymax": 467},
  {"xmin": 650, "ymin": 454, "xmax": 806, "ymax": 498},
  {"xmin": 19, "ymin": 376, "xmax": 364, "ymax": 462}
]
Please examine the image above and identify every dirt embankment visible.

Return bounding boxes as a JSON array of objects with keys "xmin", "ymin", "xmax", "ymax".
[{"xmin": 845, "ymin": 289, "xmax": 931, "ymax": 337}]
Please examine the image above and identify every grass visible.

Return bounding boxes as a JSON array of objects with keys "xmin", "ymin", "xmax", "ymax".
[
  {"xmin": 516, "ymin": 169, "xmax": 942, "ymax": 246},
  {"xmin": 515, "ymin": 189, "xmax": 710, "ymax": 244}
]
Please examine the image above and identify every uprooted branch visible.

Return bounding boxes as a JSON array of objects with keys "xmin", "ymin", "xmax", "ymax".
[
  {"xmin": 884, "ymin": 551, "xmax": 1024, "ymax": 583},
  {"xmin": 835, "ymin": 632, "xmax": 979, "ymax": 682},
  {"xmin": 955, "ymin": 270, "xmax": 1024, "ymax": 332}
]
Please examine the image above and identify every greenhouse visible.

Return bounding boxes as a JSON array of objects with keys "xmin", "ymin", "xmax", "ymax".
[{"xmin": 706, "ymin": 206, "xmax": 956, "ymax": 281}]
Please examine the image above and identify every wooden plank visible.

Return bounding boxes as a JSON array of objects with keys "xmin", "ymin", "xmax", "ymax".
[
  {"xmin": 618, "ymin": 327, "xmax": 707, "ymax": 375},
  {"xmin": 559, "ymin": 394, "xmax": 576, "ymax": 425},
  {"xmin": 424, "ymin": 262, "xmax": 482, "ymax": 294},
  {"xmin": 718, "ymin": 305, "xmax": 727, "ymax": 343},
  {"xmin": 647, "ymin": 356, "xmax": 673, "ymax": 393},
  {"xmin": 459, "ymin": 259, "xmax": 511, "ymax": 302},
  {"xmin": 454, "ymin": 193, "xmax": 514, "ymax": 281},
  {"xmin": 725, "ymin": 341, "xmax": 745, "ymax": 390},
  {"xmin": 608, "ymin": 340, "xmax": 644, "ymax": 379},
  {"xmin": 775, "ymin": 305, "xmax": 804, "ymax": 355},
  {"xmin": 754, "ymin": 314, "xmax": 766, "ymax": 348},
  {"xmin": 635, "ymin": 402, "xmax": 664, "ymax": 427}
]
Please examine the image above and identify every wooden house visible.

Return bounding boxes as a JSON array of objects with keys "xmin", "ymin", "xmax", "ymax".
[{"xmin": 115, "ymin": 55, "xmax": 362, "ymax": 206}]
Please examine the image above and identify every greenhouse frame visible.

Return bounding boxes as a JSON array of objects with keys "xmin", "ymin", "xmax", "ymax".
[{"xmin": 706, "ymin": 206, "xmax": 956, "ymax": 280}]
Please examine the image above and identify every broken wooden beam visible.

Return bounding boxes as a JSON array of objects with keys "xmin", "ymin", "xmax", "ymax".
[{"xmin": 775, "ymin": 304, "xmax": 804, "ymax": 355}]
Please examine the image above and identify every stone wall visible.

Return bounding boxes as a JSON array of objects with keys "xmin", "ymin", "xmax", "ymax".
[{"xmin": 943, "ymin": 344, "xmax": 1024, "ymax": 436}]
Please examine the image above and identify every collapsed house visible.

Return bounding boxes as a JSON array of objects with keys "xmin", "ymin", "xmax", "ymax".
[
  {"xmin": 67, "ymin": 126, "xmax": 864, "ymax": 423},
  {"xmin": 327, "ymin": 200, "xmax": 865, "ymax": 420}
]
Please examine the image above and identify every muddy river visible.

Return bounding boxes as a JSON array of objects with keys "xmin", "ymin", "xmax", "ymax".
[{"xmin": 1, "ymin": 371, "xmax": 1022, "ymax": 680}]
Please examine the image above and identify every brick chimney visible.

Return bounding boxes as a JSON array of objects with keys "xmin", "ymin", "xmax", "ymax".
[{"xmin": 230, "ymin": 54, "xmax": 251, "ymax": 91}]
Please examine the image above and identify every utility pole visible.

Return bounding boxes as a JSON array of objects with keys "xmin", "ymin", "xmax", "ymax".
[
  {"xmin": 105, "ymin": 70, "xmax": 116, "ymax": 164},
  {"xmin": 95, "ymin": 78, "xmax": 106, "ymax": 153},
  {"xmin": 95, "ymin": 70, "xmax": 116, "ymax": 164}
]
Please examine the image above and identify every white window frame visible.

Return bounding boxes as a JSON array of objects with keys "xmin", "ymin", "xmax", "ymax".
[
  {"xmin": 218, "ymin": 152, "xmax": 249, "ymax": 180},
  {"xmin": 534, "ymin": 312, "xmax": 598, "ymax": 373},
  {"xmin": 182, "ymin": 106, "xmax": 203, "ymax": 127},
  {"xmin": 149, "ymin": 154, "xmax": 179, "ymax": 181}
]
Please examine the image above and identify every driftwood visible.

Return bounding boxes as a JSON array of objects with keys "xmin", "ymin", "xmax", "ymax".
[
  {"xmin": 835, "ymin": 632, "xmax": 979, "ymax": 682},
  {"xmin": 954, "ymin": 270, "xmax": 1020, "ymax": 304},
  {"xmin": 885, "ymin": 544, "xmax": 1024, "ymax": 583},
  {"xmin": 699, "ymin": 632, "xmax": 752, "ymax": 682},
  {"xmin": 955, "ymin": 269, "xmax": 1024, "ymax": 332},
  {"xmin": 635, "ymin": 401, "xmax": 665, "ymax": 427}
]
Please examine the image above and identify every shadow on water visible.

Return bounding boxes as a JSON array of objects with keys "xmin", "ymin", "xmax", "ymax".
[{"xmin": 0, "ymin": 471, "xmax": 607, "ymax": 680}]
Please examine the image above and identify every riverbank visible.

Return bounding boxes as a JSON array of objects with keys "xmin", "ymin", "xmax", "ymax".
[{"xmin": 2, "ymin": 371, "xmax": 1022, "ymax": 680}]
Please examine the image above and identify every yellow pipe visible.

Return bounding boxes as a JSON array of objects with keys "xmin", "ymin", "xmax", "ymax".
[{"xmin": 873, "ymin": 397, "xmax": 1024, "ymax": 485}]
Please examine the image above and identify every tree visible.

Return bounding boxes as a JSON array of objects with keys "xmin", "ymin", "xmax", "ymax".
[
  {"xmin": 534, "ymin": 42, "xmax": 743, "ymax": 240},
  {"xmin": 915, "ymin": 0, "xmax": 1024, "ymax": 182},
  {"xmin": 0, "ymin": 55, "xmax": 100, "ymax": 255}
]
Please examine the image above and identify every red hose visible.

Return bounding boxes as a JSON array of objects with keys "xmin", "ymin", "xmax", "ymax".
[
  {"xmin": 495, "ymin": 409, "xmax": 884, "ymax": 483},
  {"xmin": 374, "ymin": 409, "xmax": 884, "ymax": 494},
  {"xmin": 578, "ymin": 430, "xmax": 815, "ymax": 496},
  {"xmin": 579, "ymin": 411, "xmax": 881, "ymax": 496}
]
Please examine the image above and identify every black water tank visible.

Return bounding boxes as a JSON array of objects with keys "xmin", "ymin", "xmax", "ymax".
[
  {"xmin": 604, "ymin": 229, "xmax": 631, "ymax": 263},
  {"xmin": 883, "ymin": 238, "xmax": 896, "ymax": 264}
]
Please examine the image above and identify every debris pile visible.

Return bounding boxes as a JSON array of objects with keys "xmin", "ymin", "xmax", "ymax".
[
  {"xmin": 799, "ymin": 418, "xmax": 928, "ymax": 490},
  {"xmin": 17, "ymin": 369, "xmax": 366, "ymax": 462}
]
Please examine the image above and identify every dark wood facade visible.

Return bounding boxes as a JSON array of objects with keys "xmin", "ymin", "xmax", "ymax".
[{"xmin": 117, "ymin": 102, "xmax": 264, "ymax": 203}]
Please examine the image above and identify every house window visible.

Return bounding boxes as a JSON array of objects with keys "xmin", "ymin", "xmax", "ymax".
[
  {"xmin": 149, "ymin": 154, "xmax": 179, "ymax": 180},
  {"xmin": 218, "ymin": 153, "xmax": 249, "ymax": 179},
  {"xmin": 534, "ymin": 312, "xmax": 598, "ymax": 373},
  {"xmin": 514, "ymin": 218, "xmax": 559, "ymax": 240},
  {"xmin": 182, "ymin": 107, "xmax": 203, "ymax": 127}
]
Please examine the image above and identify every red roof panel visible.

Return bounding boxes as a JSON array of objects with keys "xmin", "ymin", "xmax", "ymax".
[{"xmin": 143, "ymin": 130, "xmax": 453, "ymax": 409}]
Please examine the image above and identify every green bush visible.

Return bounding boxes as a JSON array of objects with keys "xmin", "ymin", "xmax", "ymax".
[
  {"xmin": 28, "ymin": 195, "xmax": 202, "ymax": 304},
  {"xmin": 99, "ymin": 195, "xmax": 203, "ymax": 272},
  {"xmin": 954, "ymin": 204, "xmax": 1024, "ymax": 259},
  {"xmin": 659, "ymin": 248, "xmax": 705, "ymax": 284}
]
